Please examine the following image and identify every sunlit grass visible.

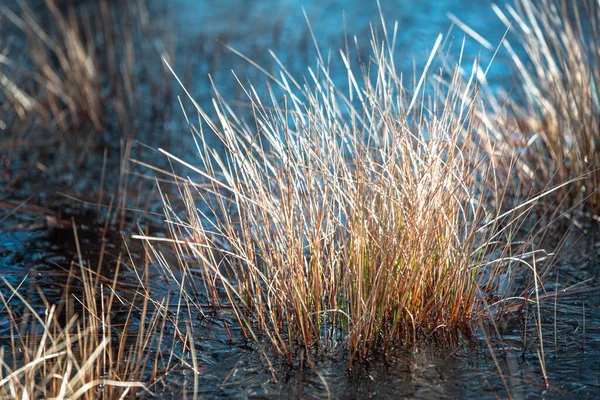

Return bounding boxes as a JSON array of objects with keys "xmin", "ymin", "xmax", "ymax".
[
  {"xmin": 472, "ymin": 0, "xmax": 600, "ymax": 211},
  {"xmin": 0, "ymin": 0, "xmax": 166, "ymax": 136},
  {"xmin": 148, "ymin": 22, "xmax": 548, "ymax": 368}
]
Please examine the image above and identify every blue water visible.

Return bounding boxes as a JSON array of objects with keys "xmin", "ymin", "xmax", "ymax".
[{"xmin": 164, "ymin": 0, "xmax": 513, "ymax": 107}]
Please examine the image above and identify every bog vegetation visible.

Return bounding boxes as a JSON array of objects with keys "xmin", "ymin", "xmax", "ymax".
[
  {"xmin": 0, "ymin": 0, "xmax": 597, "ymax": 397},
  {"xmin": 154, "ymin": 28, "xmax": 543, "ymax": 365}
]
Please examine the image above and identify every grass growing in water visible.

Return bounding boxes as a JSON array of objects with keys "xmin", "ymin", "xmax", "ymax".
[
  {"xmin": 0, "ymin": 0, "xmax": 170, "ymax": 137},
  {"xmin": 0, "ymin": 223, "xmax": 192, "ymax": 398},
  {"xmin": 468, "ymin": 0, "xmax": 600, "ymax": 211},
  {"xmin": 152, "ymin": 24, "xmax": 546, "ymax": 366}
]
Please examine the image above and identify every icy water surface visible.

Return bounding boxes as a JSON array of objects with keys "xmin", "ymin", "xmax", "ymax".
[{"xmin": 1, "ymin": 0, "xmax": 600, "ymax": 398}]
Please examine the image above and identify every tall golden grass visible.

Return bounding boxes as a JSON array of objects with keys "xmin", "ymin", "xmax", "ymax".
[
  {"xmin": 150, "ymin": 24, "xmax": 547, "ymax": 367},
  {"xmin": 473, "ymin": 0, "xmax": 600, "ymax": 211}
]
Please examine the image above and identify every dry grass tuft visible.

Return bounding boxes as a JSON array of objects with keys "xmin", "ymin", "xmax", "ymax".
[
  {"xmin": 0, "ymin": 226, "xmax": 187, "ymax": 398},
  {"xmin": 0, "ymin": 0, "xmax": 167, "ymax": 137},
  {"xmin": 1, "ymin": 0, "xmax": 103, "ymax": 133},
  {"xmin": 151, "ymin": 25, "xmax": 545, "ymax": 366},
  {"xmin": 474, "ymin": 0, "xmax": 600, "ymax": 211}
]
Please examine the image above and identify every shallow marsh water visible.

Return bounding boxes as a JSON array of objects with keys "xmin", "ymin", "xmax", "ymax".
[{"xmin": 1, "ymin": 0, "xmax": 600, "ymax": 398}]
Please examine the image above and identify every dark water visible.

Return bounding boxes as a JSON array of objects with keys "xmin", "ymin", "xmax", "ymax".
[{"xmin": 1, "ymin": 0, "xmax": 600, "ymax": 398}]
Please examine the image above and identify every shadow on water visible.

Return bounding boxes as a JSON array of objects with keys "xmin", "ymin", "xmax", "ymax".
[{"xmin": 1, "ymin": 0, "xmax": 600, "ymax": 398}]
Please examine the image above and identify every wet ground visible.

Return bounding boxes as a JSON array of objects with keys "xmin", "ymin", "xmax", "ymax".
[{"xmin": 1, "ymin": 0, "xmax": 600, "ymax": 398}]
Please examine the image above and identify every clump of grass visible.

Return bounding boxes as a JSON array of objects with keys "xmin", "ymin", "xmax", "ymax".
[
  {"xmin": 0, "ymin": 226, "xmax": 187, "ymax": 398},
  {"xmin": 474, "ymin": 0, "xmax": 600, "ymax": 211},
  {"xmin": 154, "ymin": 24, "xmax": 543, "ymax": 366},
  {"xmin": 0, "ymin": 0, "xmax": 169, "ymax": 136},
  {"xmin": 1, "ymin": 0, "xmax": 102, "ymax": 133}
]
